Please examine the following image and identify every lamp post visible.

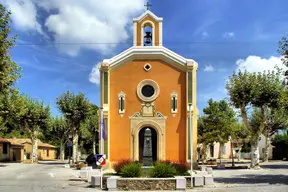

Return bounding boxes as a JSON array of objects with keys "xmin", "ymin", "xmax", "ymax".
[
  {"xmin": 229, "ymin": 135, "xmax": 235, "ymax": 167},
  {"xmin": 189, "ymin": 104, "xmax": 193, "ymax": 186}
]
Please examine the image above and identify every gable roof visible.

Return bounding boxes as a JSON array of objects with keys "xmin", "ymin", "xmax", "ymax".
[
  {"xmin": 38, "ymin": 143, "xmax": 57, "ymax": 149},
  {"xmin": 0, "ymin": 138, "xmax": 10, "ymax": 143},
  {"xmin": 99, "ymin": 46, "xmax": 198, "ymax": 71},
  {"xmin": 7, "ymin": 138, "xmax": 57, "ymax": 148},
  {"xmin": 133, "ymin": 10, "xmax": 163, "ymax": 22},
  {"xmin": 7, "ymin": 138, "xmax": 31, "ymax": 145}
]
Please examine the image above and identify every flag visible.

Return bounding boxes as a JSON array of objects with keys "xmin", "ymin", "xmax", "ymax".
[{"xmin": 99, "ymin": 109, "xmax": 107, "ymax": 140}]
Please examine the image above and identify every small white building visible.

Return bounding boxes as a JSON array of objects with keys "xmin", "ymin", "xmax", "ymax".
[{"xmin": 258, "ymin": 134, "xmax": 275, "ymax": 160}]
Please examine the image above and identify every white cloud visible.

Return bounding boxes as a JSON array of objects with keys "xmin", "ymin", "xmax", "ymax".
[
  {"xmin": 236, "ymin": 55, "xmax": 287, "ymax": 73},
  {"xmin": 89, "ymin": 64, "xmax": 100, "ymax": 85},
  {"xmin": 2, "ymin": 0, "xmax": 145, "ymax": 56},
  {"xmin": 0, "ymin": 0, "xmax": 43, "ymax": 34},
  {"xmin": 41, "ymin": 0, "xmax": 145, "ymax": 56},
  {"xmin": 202, "ymin": 31, "xmax": 209, "ymax": 39},
  {"xmin": 223, "ymin": 32, "xmax": 235, "ymax": 38},
  {"xmin": 204, "ymin": 64, "xmax": 214, "ymax": 72}
]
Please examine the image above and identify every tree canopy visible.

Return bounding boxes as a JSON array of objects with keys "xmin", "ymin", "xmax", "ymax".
[
  {"xmin": 278, "ymin": 35, "xmax": 288, "ymax": 67},
  {"xmin": 0, "ymin": 4, "xmax": 22, "ymax": 94},
  {"xmin": 56, "ymin": 91, "xmax": 91, "ymax": 162},
  {"xmin": 226, "ymin": 70, "xmax": 284, "ymax": 168}
]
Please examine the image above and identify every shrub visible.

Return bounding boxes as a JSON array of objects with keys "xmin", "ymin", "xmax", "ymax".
[
  {"xmin": 158, "ymin": 160, "xmax": 189, "ymax": 176},
  {"xmin": 271, "ymin": 133, "xmax": 288, "ymax": 148},
  {"xmin": 113, "ymin": 159, "xmax": 132, "ymax": 174},
  {"xmin": 172, "ymin": 162, "xmax": 189, "ymax": 175},
  {"xmin": 120, "ymin": 162, "xmax": 142, "ymax": 178},
  {"xmin": 160, "ymin": 160, "xmax": 172, "ymax": 164},
  {"xmin": 241, "ymin": 142, "xmax": 251, "ymax": 153},
  {"xmin": 150, "ymin": 161, "xmax": 177, "ymax": 178}
]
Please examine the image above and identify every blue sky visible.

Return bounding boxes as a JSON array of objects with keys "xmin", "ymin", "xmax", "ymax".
[{"xmin": 1, "ymin": 0, "xmax": 288, "ymax": 116}]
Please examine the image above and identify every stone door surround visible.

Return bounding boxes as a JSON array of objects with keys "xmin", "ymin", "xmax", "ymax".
[{"xmin": 130, "ymin": 112, "xmax": 167, "ymax": 161}]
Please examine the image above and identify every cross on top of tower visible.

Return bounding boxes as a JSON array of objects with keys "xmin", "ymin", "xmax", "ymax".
[{"xmin": 144, "ymin": 2, "xmax": 152, "ymax": 10}]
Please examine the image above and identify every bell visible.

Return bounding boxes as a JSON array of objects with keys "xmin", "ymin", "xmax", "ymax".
[{"xmin": 144, "ymin": 31, "xmax": 152, "ymax": 45}]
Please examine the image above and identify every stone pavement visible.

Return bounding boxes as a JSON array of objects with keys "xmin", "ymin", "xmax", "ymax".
[
  {"xmin": 0, "ymin": 160, "xmax": 287, "ymax": 191},
  {"xmin": 0, "ymin": 161, "xmax": 99, "ymax": 192}
]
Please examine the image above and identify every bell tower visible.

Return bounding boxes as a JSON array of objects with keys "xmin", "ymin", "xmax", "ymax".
[{"xmin": 133, "ymin": 7, "xmax": 163, "ymax": 46}]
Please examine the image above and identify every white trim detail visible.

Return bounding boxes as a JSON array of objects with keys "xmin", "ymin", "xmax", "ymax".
[
  {"xmin": 159, "ymin": 22, "xmax": 163, "ymax": 46},
  {"xmin": 144, "ymin": 63, "xmax": 152, "ymax": 71},
  {"xmin": 118, "ymin": 91, "xmax": 126, "ymax": 117},
  {"xmin": 170, "ymin": 91, "xmax": 178, "ymax": 116},
  {"xmin": 141, "ymin": 20, "xmax": 155, "ymax": 46},
  {"xmin": 137, "ymin": 79, "xmax": 160, "ymax": 102},
  {"xmin": 100, "ymin": 46, "xmax": 198, "ymax": 71},
  {"xmin": 133, "ymin": 22, "xmax": 137, "ymax": 46},
  {"xmin": 133, "ymin": 10, "xmax": 163, "ymax": 22}
]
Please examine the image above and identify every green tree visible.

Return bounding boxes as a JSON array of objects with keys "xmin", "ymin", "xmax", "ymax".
[
  {"xmin": 56, "ymin": 91, "xmax": 91, "ymax": 163},
  {"xmin": 80, "ymin": 104, "xmax": 99, "ymax": 154},
  {"xmin": 198, "ymin": 116, "xmax": 213, "ymax": 164},
  {"xmin": 49, "ymin": 116, "xmax": 71, "ymax": 161},
  {"xmin": 0, "ymin": 4, "xmax": 22, "ymax": 94},
  {"xmin": 226, "ymin": 70, "xmax": 284, "ymax": 168},
  {"xmin": 201, "ymin": 99, "xmax": 239, "ymax": 163},
  {"xmin": 18, "ymin": 97, "xmax": 51, "ymax": 163},
  {"xmin": 0, "ymin": 88, "xmax": 26, "ymax": 136},
  {"xmin": 250, "ymin": 106, "xmax": 288, "ymax": 162},
  {"xmin": 278, "ymin": 35, "xmax": 288, "ymax": 66}
]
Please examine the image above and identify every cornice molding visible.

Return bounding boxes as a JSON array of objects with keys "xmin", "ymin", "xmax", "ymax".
[{"xmin": 99, "ymin": 46, "xmax": 198, "ymax": 72}]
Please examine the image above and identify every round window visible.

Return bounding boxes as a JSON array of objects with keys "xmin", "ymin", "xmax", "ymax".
[
  {"xmin": 137, "ymin": 79, "xmax": 160, "ymax": 102},
  {"xmin": 141, "ymin": 85, "xmax": 155, "ymax": 97}
]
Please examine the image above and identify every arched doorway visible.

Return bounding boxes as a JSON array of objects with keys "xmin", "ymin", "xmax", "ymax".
[{"xmin": 138, "ymin": 127, "xmax": 157, "ymax": 165}]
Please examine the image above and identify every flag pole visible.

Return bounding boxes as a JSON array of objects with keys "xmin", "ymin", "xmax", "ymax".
[{"xmin": 99, "ymin": 107, "xmax": 103, "ymax": 154}]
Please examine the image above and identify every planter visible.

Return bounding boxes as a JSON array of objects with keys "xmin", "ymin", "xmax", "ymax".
[
  {"xmin": 103, "ymin": 175, "xmax": 213, "ymax": 190},
  {"xmin": 207, "ymin": 161, "xmax": 217, "ymax": 165}
]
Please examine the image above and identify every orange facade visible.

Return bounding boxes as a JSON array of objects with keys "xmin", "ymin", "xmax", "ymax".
[
  {"xmin": 99, "ymin": 10, "xmax": 198, "ymax": 167},
  {"xmin": 109, "ymin": 60, "xmax": 187, "ymax": 162}
]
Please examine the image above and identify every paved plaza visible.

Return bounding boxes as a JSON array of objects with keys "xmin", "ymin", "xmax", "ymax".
[{"xmin": 0, "ymin": 160, "xmax": 287, "ymax": 192}]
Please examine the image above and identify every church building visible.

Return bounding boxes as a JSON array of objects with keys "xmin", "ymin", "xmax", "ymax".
[{"xmin": 98, "ymin": 9, "xmax": 198, "ymax": 167}]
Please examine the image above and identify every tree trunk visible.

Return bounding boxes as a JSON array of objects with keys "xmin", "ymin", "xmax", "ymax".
[
  {"xmin": 92, "ymin": 139, "xmax": 96, "ymax": 155},
  {"xmin": 72, "ymin": 132, "xmax": 79, "ymax": 163},
  {"xmin": 31, "ymin": 138, "xmax": 38, "ymax": 163},
  {"xmin": 219, "ymin": 143, "xmax": 223, "ymax": 164},
  {"xmin": 263, "ymin": 135, "xmax": 270, "ymax": 162},
  {"xmin": 201, "ymin": 144, "xmax": 207, "ymax": 164},
  {"xmin": 250, "ymin": 138, "xmax": 260, "ymax": 169},
  {"xmin": 60, "ymin": 141, "xmax": 65, "ymax": 161}
]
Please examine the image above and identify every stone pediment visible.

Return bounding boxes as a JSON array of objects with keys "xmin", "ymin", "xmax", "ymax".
[
  {"xmin": 130, "ymin": 111, "xmax": 166, "ymax": 119},
  {"xmin": 129, "ymin": 103, "xmax": 167, "ymax": 119}
]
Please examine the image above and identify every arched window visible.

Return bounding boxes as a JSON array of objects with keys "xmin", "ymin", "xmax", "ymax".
[
  {"xmin": 142, "ymin": 21, "xmax": 154, "ymax": 46},
  {"xmin": 118, "ymin": 92, "xmax": 126, "ymax": 116},
  {"xmin": 170, "ymin": 92, "xmax": 178, "ymax": 115},
  {"xmin": 144, "ymin": 25, "xmax": 152, "ymax": 46}
]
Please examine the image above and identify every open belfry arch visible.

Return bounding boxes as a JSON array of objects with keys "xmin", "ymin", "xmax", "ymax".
[{"xmin": 98, "ymin": 8, "xmax": 198, "ymax": 168}]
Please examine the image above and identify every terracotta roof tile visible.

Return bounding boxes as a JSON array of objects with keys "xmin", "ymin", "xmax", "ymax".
[
  {"xmin": 6, "ymin": 138, "xmax": 56, "ymax": 148},
  {"xmin": 38, "ymin": 143, "xmax": 57, "ymax": 148},
  {"xmin": 0, "ymin": 138, "xmax": 10, "ymax": 143}
]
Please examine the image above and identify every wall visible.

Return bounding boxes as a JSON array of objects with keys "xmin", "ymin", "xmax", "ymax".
[
  {"xmin": 38, "ymin": 148, "xmax": 57, "ymax": 160},
  {"xmin": 23, "ymin": 142, "xmax": 32, "ymax": 159},
  {"xmin": 10, "ymin": 147, "xmax": 24, "ymax": 162},
  {"xmin": 109, "ymin": 59, "xmax": 188, "ymax": 162},
  {"xmin": 206, "ymin": 141, "xmax": 232, "ymax": 159},
  {"xmin": 0, "ymin": 143, "xmax": 10, "ymax": 161},
  {"xmin": 258, "ymin": 134, "xmax": 274, "ymax": 160}
]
